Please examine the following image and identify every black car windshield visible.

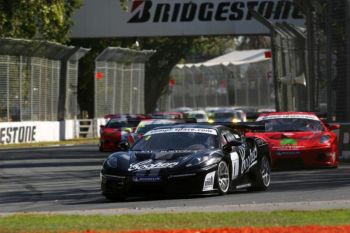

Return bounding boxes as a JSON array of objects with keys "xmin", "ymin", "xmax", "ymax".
[
  {"xmin": 136, "ymin": 124, "xmax": 170, "ymax": 135},
  {"xmin": 106, "ymin": 119, "xmax": 139, "ymax": 128},
  {"xmin": 131, "ymin": 129, "xmax": 219, "ymax": 151},
  {"xmin": 260, "ymin": 118, "xmax": 325, "ymax": 132},
  {"xmin": 214, "ymin": 112, "xmax": 235, "ymax": 119},
  {"xmin": 106, "ymin": 119, "xmax": 128, "ymax": 128}
]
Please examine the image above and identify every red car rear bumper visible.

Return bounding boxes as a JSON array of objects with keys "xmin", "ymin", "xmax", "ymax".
[{"xmin": 271, "ymin": 146, "xmax": 338, "ymax": 168}]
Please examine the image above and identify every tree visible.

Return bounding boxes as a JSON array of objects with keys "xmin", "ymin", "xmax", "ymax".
[
  {"xmin": 0, "ymin": 0, "xmax": 83, "ymax": 43},
  {"xmin": 139, "ymin": 37, "xmax": 195, "ymax": 113},
  {"xmin": 235, "ymin": 36, "xmax": 271, "ymax": 50}
]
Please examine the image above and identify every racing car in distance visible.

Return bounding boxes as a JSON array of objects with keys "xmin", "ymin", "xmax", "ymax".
[
  {"xmin": 99, "ymin": 115, "xmax": 149, "ymax": 152},
  {"xmin": 249, "ymin": 112, "xmax": 340, "ymax": 169},
  {"xmin": 100, "ymin": 124, "xmax": 271, "ymax": 201},
  {"xmin": 127, "ymin": 119, "xmax": 185, "ymax": 145}
]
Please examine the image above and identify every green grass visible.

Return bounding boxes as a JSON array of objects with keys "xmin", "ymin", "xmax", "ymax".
[
  {"xmin": 0, "ymin": 138, "xmax": 98, "ymax": 149},
  {"xmin": 0, "ymin": 210, "xmax": 350, "ymax": 233}
]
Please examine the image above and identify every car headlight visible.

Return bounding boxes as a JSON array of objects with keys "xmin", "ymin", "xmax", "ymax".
[
  {"xmin": 208, "ymin": 118, "xmax": 214, "ymax": 124},
  {"xmin": 105, "ymin": 156, "xmax": 118, "ymax": 168},
  {"xmin": 186, "ymin": 155, "xmax": 219, "ymax": 167},
  {"xmin": 320, "ymin": 135, "xmax": 331, "ymax": 144},
  {"xmin": 232, "ymin": 118, "xmax": 239, "ymax": 123}
]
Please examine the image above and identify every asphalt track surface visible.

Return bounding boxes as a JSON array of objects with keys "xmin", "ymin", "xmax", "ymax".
[{"xmin": 1, "ymin": 145, "xmax": 350, "ymax": 214}]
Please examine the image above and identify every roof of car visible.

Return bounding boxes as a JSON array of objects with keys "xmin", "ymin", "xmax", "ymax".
[
  {"xmin": 152, "ymin": 123, "xmax": 220, "ymax": 130},
  {"xmin": 139, "ymin": 119, "xmax": 178, "ymax": 124},
  {"xmin": 257, "ymin": 112, "xmax": 320, "ymax": 121},
  {"xmin": 185, "ymin": 110, "xmax": 207, "ymax": 114},
  {"xmin": 259, "ymin": 111, "xmax": 317, "ymax": 116}
]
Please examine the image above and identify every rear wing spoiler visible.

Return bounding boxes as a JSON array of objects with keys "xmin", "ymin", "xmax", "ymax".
[
  {"xmin": 215, "ymin": 122, "xmax": 266, "ymax": 132},
  {"xmin": 192, "ymin": 121, "xmax": 265, "ymax": 132}
]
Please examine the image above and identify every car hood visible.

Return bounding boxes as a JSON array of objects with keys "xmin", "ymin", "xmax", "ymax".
[
  {"xmin": 108, "ymin": 149, "xmax": 218, "ymax": 172},
  {"xmin": 251, "ymin": 131, "xmax": 333, "ymax": 149}
]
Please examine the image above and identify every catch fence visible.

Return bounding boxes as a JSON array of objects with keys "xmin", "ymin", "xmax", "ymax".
[
  {"xmin": 293, "ymin": 0, "xmax": 350, "ymax": 122},
  {"xmin": 252, "ymin": 0, "xmax": 350, "ymax": 122},
  {"xmin": 94, "ymin": 47, "xmax": 154, "ymax": 118},
  {"xmin": 0, "ymin": 38, "xmax": 89, "ymax": 122}
]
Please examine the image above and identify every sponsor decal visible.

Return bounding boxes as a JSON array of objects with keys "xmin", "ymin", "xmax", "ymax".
[
  {"xmin": 128, "ymin": 0, "xmax": 303, "ymax": 23},
  {"xmin": 257, "ymin": 114, "xmax": 318, "ymax": 121},
  {"xmin": 230, "ymin": 152, "xmax": 239, "ymax": 179},
  {"xmin": 203, "ymin": 171, "xmax": 216, "ymax": 191},
  {"xmin": 145, "ymin": 128, "xmax": 217, "ymax": 135},
  {"xmin": 280, "ymin": 138, "xmax": 297, "ymax": 146},
  {"xmin": 241, "ymin": 144, "xmax": 258, "ymax": 173},
  {"xmin": 133, "ymin": 176, "xmax": 161, "ymax": 182},
  {"xmin": 276, "ymin": 151, "xmax": 301, "ymax": 156},
  {"xmin": 0, "ymin": 126, "xmax": 36, "ymax": 144},
  {"xmin": 236, "ymin": 145, "xmax": 246, "ymax": 160},
  {"xmin": 273, "ymin": 145, "xmax": 303, "ymax": 150},
  {"xmin": 128, "ymin": 159, "xmax": 179, "ymax": 171}
]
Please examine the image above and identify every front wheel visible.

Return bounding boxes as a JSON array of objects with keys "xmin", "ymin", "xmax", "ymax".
[
  {"xmin": 249, "ymin": 154, "xmax": 271, "ymax": 191},
  {"xmin": 216, "ymin": 161, "xmax": 230, "ymax": 195}
]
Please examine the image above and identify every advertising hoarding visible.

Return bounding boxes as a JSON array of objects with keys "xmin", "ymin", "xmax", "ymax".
[{"xmin": 71, "ymin": 0, "xmax": 305, "ymax": 38}]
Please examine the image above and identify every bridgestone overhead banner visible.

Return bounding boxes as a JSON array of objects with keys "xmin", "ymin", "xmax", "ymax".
[{"xmin": 71, "ymin": 0, "xmax": 304, "ymax": 38}]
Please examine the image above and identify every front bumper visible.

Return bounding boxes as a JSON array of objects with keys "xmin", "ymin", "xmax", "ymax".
[
  {"xmin": 99, "ymin": 139, "xmax": 122, "ymax": 151},
  {"xmin": 101, "ymin": 165, "xmax": 218, "ymax": 195},
  {"xmin": 271, "ymin": 146, "xmax": 338, "ymax": 168}
]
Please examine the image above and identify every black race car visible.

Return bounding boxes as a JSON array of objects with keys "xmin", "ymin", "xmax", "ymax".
[{"xmin": 100, "ymin": 124, "xmax": 271, "ymax": 200}]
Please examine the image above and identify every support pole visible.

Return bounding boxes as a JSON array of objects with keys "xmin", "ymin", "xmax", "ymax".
[{"xmin": 249, "ymin": 9, "xmax": 280, "ymax": 111}]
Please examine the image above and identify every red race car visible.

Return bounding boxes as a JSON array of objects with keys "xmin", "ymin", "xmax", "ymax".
[
  {"xmin": 99, "ymin": 115, "xmax": 149, "ymax": 152},
  {"xmin": 248, "ymin": 112, "xmax": 340, "ymax": 169}
]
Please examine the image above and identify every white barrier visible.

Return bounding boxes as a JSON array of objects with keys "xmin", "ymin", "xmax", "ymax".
[
  {"xmin": 95, "ymin": 118, "xmax": 107, "ymax": 137},
  {"xmin": 0, "ymin": 120, "xmax": 79, "ymax": 145}
]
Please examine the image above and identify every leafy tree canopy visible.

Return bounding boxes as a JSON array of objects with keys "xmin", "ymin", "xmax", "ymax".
[{"xmin": 0, "ymin": 0, "xmax": 83, "ymax": 43}]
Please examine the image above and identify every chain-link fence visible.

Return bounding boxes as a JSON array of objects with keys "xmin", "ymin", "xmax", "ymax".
[
  {"xmin": 250, "ymin": 0, "xmax": 350, "ymax": 122},
  {"xmin": 0, "ymin": 54, "xmax": 60, "ymax": 121},
  {"xmin": 290, "ymin": 0, "xmax": 350, "ymax": 121},
  {"xmin": 94, "ymin": 47, "xmax": 155, "ymax": 118},
  {"xmin": 316, "ymin": 0, "xmax": 350, "ymax": 122},
  {"xmin": 65, "ymin": 49, "xmax": 90, "ymax": 119},
  {"xmin": 0, "ymin": 38, "xmax": 89, "ymax": 122},
  {"xmin": 158, "ymin": 50, "xmax": 274, "ymax": 111}
]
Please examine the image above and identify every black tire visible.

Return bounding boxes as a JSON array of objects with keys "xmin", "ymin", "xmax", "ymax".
[
  {"xmin": 216, "ymin": 161, "xmax": 230, "ymax": 195},
  {"xmin": 103, "ymin": 192, "xmax": 126, "ymax": 201},
  {"xmin": 99, "ymin": 142, "xmax": 104, "ymax": 152},
  {"xmin": 249, "ymin": 154, "xmax": 271, "ymax": 191}
]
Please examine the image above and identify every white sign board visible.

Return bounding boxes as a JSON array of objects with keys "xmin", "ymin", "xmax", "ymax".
[
  {"xmin": 0, "ymin": 121, "xmax": 60, "ymax": 145},
  {"xmin": 0, "ymin": 121, "xmax": 79, "ymax": 145},
  {"xmin": 71, "ymin": 0, "xmax": 305, "ymax": 38}
]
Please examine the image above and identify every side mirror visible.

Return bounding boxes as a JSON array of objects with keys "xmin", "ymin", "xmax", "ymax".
[
  {"xmin": 329, "ymin": 124, "xmax": 340, "ymax": 131},
  {"xmin": 99, "ymin": 125, "xmax": 105, "ymax": 134},
  {"xmin": 119, "ymin": 141, "xmax": 130, "ymax": 151},
  {"xmin": 223, "ymin": 140, "xmax": 242, "ymax": 153}
]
